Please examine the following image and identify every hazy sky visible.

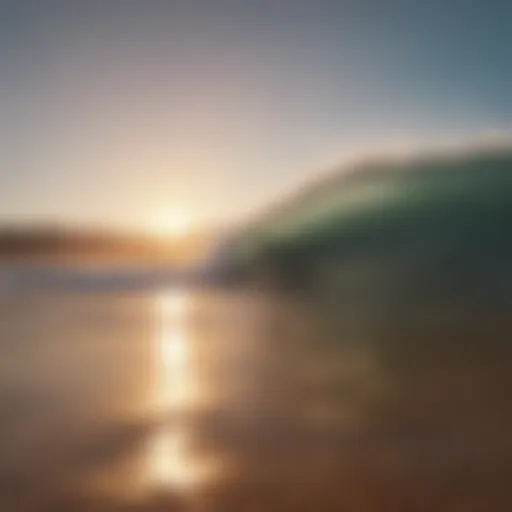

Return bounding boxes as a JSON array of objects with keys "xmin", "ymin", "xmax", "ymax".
[{"xmin": 1, "ymin": 0, "xmax": 511, "ymax": 231}]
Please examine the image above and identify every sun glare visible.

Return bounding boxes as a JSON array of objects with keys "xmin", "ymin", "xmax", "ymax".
[{"xmin": 152, "ymin": 212, "xmax": 191, "ymax": 238}]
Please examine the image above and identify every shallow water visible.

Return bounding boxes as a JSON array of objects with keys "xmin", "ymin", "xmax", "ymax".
[{"xmin": 0, "ymin": 285, "xmax": 510, "ymax": 511}]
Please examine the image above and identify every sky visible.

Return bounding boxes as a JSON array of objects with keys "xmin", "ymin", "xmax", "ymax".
[{"xmin": 0, "ymin": 0, "xmax": 511, "ymax": 232}]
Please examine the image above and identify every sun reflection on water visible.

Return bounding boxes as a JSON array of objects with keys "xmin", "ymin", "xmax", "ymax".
[{"xmin": 144, "ymin": 290, "xmax": 206, "ymax": 495}]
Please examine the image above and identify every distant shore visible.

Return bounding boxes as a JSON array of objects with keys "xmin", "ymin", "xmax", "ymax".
[{"xmin": 0, "ymin": 227, "xmax": 211, "ymax": 266}]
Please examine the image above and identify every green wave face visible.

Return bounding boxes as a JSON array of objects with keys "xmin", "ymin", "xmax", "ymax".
[
  {"xmin": 234, "ymin": 149, "xmax": 512, "ymax": 328},
  {"xmin": 245, "ymin": 149, "xmax": 512, "ymax": 259}
]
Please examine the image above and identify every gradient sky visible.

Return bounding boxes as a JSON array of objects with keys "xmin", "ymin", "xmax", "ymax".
[{"xmin": 1, "ymin": 0, "xmax": 511, "ymax": 231}]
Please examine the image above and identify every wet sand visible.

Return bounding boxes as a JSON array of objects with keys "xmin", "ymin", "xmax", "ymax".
[{"xmin": 0, "ymin": 289, "xmax": 510, "ymax": 511}]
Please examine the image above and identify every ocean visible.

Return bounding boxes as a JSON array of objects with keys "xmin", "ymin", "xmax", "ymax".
[{"xmin": 0, "ymin": 268, "xmax": 509, "ymax": 511}]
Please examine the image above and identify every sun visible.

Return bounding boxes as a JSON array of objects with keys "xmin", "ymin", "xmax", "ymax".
[{"xmin": 151, "ymin": 212, "xmax": 191, "ymax": 239}]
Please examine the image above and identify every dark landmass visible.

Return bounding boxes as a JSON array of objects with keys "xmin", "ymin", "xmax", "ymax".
[{"xmin": 0, "ymin": 226, "xmax": 211, "ymax": 266}]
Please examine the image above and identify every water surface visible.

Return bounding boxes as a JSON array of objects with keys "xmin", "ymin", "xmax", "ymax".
[{"xmin": 0, "ymin": 284, "xmax": 509, "ymax": 511}]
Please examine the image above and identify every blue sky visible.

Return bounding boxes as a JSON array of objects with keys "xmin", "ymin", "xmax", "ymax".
[{"xmin": 0, "ymin": 0, "xmax": 510, "ymax": 231}]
